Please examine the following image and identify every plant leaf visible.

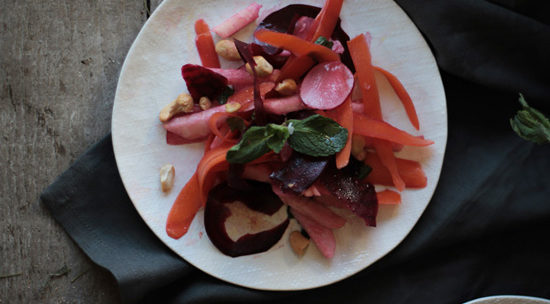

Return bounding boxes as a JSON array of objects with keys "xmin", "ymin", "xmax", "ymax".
[
  {"xmin": 510, "ymin": 94, "xmax": 550, "ymax": 144},
  {"xmin": 266, "ymin": 124, "xmax": 290, "ymax": 153},
  {"xmin": 287, "ymin": 115, "xmax": 348, "ymax": 156},
  {"xmin": 226, "ymin": 117, "xmax": 246, "ymax": 133},
  {"xmin": 226, "ymin": 126, "xmax": 271, "ymax": 164},
  {"xmin": 314, "ymin": 36, "xmax": 334, "ymax": 49}
]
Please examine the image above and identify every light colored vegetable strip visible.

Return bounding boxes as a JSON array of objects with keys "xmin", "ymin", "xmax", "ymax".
[{"xmin": 213, "ymin": 2, "xmax": 262, "ymax": 38}]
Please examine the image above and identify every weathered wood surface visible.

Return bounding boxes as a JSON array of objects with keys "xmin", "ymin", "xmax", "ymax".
[{"xmin": 1, "ymin": 0, "xmax": 163, "ymax": 302}]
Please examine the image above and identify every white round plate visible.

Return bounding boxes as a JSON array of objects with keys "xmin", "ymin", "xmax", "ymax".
[
  {"xmin": 112, "ymin": 0, "xmax": 447, "ymax": 290},
  {"xmin": 464, "ymin": 295, "xmax": 550, "ymax": 304}
]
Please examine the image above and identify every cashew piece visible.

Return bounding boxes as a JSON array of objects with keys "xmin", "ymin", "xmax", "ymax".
[
  {"xmin": 159, "ymin": 93, "xmax": 194, "ymax": 122},
  {"xmin": 215, "ymin": 39, "xmax": 241, "ymax": 61},
  {"xmin": 275, "ymin": 79, "xmax": 298, "ymax": 96},
  {"xmin": 245, "ymin": 56, "xmax": 273, "ymax": 77},
  {"xmin": 289, "ymin": 231, "xmax": 310, "ymax": 257},
  {"xmin": 199, "ymin": 96, "xmax": 212, "ymax": 110},
  {"xmin": 160, "ymin": 164, "xmax": 175, "ymax": 193}
]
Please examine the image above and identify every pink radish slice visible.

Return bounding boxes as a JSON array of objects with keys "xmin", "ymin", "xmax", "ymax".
[
  {"xmin": 166, "ymin": 131, "xmax": 207, "ymax": 145},
  {"xmin": 291, "ymin": 208, "xmax": 336, "ymax": 259},
  {"xmin": 273, "ymin": 186, "xmax": 346, "ymax": 229},
  {"xmin": 213, "ymin": 3, "xmax": 262, "ymax": 38},
  {"xmin": 163, "ymin": 105, "xmax": 226, "ymax": 140},
  {"xmin": 300, "ymin": 61, "xmax": 354, "ymax": 110}
]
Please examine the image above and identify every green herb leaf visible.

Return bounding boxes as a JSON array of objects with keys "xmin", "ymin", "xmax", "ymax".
[
  {"xmin": 287, "ymin": 114, "xmax": 348, "ymax": 156},
  {"xmin": 357, "ymin": 163, "xmax": 372, "ymax": 179},
  {"xmin": 218, "ymin": 86, "xmax": 234, "ymax": 105},
  {"xmin": 510, "ymin": 93, "xmax": 550, "ymax": 144},
  {"xmin": 266, "ymin": 124, "xmax": 290, "ymax": 153},
  {"xmin": 314, "ymin": 36, "xmax": 334, "ymax": 49},
  {"xmin": 226, "ymin": 117, "xmax": 246, "ymax": 134},
  {"xmin": 226, "ymin": 126, "xmax": 271, "ymax": 164}
]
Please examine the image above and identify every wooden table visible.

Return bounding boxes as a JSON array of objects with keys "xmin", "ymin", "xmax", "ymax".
[{"xmin": 1, "ymin": 1, "xmax": 162, "ymax": 302}]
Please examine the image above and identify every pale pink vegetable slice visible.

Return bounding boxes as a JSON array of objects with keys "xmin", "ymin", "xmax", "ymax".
[
  {"xmin": 242, "ymin": 94, "xmax": 307, "ymax": 114},
  {"xmin": 273, "ymin": 186, "xmax": 346, "ymax": 229},
  {"xmin": 208, "ymin": 67, "xmax": 280, "ymax": 87},
  {"xmin": 213, "ymin": 3, "xmax": 263, "ymax": 38},
  {"xmin": 163, "ymin": 105, "xmax": 226, "ymax": 140},
  {"xmin": 263, "ymin": 95, "xmax": 307, "ymax": 115},
  {"xmin": 300, "ymin": 61, "xmax": 354, "ymax": 110},
  {"xmin": 291, "ymin": 208, "xmax": 336, "ymax": 259}
]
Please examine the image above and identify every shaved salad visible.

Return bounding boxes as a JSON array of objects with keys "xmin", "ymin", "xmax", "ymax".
[{"xmin": 160, "ymin": 0, "xmax": 433, "ymax": 259}]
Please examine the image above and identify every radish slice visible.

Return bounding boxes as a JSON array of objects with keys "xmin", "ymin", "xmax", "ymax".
[
  {"xmin": 291, "ymin": 208, "xmax": 336, "ymax": 259},
  {"xmin": 300, "ymin": 61, "xmax": 354, "ymax": 110},
  {"xmin": 213, "ymin": 3, "xmax": 263, "ymax": 38}
]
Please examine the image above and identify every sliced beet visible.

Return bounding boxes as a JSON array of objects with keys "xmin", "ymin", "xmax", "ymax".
[
  {"xmin": 255, "ymin": 4, "xmax": 355, "ymax": 73},
  {"xmin": 181, "ymin": 64, "xmax": 228, "ymax": 100},
  {"xmin": 318, "ymin": 161, "xmax": 378, "ymax": 226},
  {"xmin": 204, "ymin": 182, "xmax": 289, "ymax": 257},
  {"xmin": 300, "ymin": 61, "xmax": 354, "ymax": 110},
  {"xmin": 234, "ymin": 40, "xmax": 267, "ymax": 125},
  {"xmin": 270, "ymin": 152, "xmax": 328, "ymax": 194}
]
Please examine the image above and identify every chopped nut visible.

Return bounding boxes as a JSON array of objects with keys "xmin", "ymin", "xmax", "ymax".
[
  {"xmin": 225, "ymin": 102, "xmax": 241, "ymax": 113},
  {"xmin": 351, "ymin": 135, "xmax": 366, "ymax": 160},
  {"xmin": 215, "ymin": 39, "xmax": 241, "ymax": 61},
  {"xmin": 160, "ymin": 164, "xmax": 175, "ymax": 193},
  {"xmin": 199, "ymin": 96, "xmax": 212, "ymax": 110},
  {"xmin": 275, "ymin": 79, "xmax": 298, "ymax": 96},
  {"xmin": 159, "ymin": 93, "xmax": 194, "ymax": 122},
  {"xmin": 290, "ymin": 231, "xmax": 310, "ymax": 256},
  {"xmin": 245, "ymin": 56, "xmax": 273, "ymax": 77}
]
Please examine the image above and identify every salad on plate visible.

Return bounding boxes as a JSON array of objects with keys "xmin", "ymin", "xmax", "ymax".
[{"xmin": 158, "ymin": 0, "xmax": 433, "ymax": 259}]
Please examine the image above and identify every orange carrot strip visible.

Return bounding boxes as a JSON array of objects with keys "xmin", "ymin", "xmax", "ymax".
[
  {"xmin": 377, "ymin": 190, "xmax": 401, "ymax": 205},
  {"xmin": 364, "ymin": 152, "xmax": 427, "ymax": 188},
  {"xmin": 255, "ymin": 30, "xmax": 339, "ymax": 62},
  {"xmin": 353, "ymin": 113, "xmax": 433, "ymax": 146},
  {"xmin": 166, "ymin": 173, "xmax": 202, "ymax": 239},
  {"xmin": 278, "ymin": 56, "xmax": 316, "ymax": 81},
  {"xmin": 375, "ymin": 66, "xmax": 419, "ymax": 130},
  {"xmin": 310, "ymin": 0, "xmax": 344, "ymax": 41},
  {"xmin": 347, "ymin": 34, "xmax": 381, "ymax": 118},
  {"xmin": 373, "ymin": 139, "xmax": 405, "ymax": 191},
  {"xmin": 326, "ymin": 97, "xmax": 353, "ymax": 169},
  {"xmin": 194, "ymin": 19, "xmax": 220, "ymax": 68}
]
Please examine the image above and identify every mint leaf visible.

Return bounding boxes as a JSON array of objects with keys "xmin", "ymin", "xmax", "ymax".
[
  {"xmin": 266, "ymin": 124, "xmax": 290, "ymax": 153},
  {"xmin": 287, "ymin": 115, "xmax": 348, "ymax": 157},
  {"xmin": 357, "ymin": 163, "xmax": 372, "ymax": 179},
  {"xmin": 218, "ymin": 86, "xmax": 234, "ymax": 105},
  {"xmin": 226, "ymin": 117, "xmax": 246, "ymax": 134},
  {"xmin": 226, "ymin": 126, "xmax": 271, "ymax": 164},
  {"xmin": 510, "ymin": 93, "xmax": 550, "ymax": 144},
  {"xmin": 314, "ymin": 36, "xmax": 334, "ymax": 49}
]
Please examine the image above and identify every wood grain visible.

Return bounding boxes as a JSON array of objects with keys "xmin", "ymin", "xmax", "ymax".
[{"xmin": 0, "ymin": 0, "xmax": 162, "ymax": 302}]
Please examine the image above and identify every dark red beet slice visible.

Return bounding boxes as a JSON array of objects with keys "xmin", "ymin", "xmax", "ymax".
[
  {"xmin": 270, "ymin": 152, "xmax": 328, "ymax": 194},
  {"xmin": 234, "ymin": 39, "xmax": 268, "ymax": 125},
  {"xmin": 255, "ymin": 4, "xmax": 355, "ymax": 73},
  {"xmin": 181, "ymin": 64, "xmax": 228, "ymax": 101},
  {"xmin": 204, "ymin": 182, "xmax": 289, "ymax": 257},
  {"xmin": 318, "ymin": 161, "xmax": 378, "ymax": 226}
]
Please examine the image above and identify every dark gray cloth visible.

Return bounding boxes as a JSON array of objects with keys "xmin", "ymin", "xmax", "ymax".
[{"xmin": 41, "ymin": 0, "xmax": 550, "ymax": 303}]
